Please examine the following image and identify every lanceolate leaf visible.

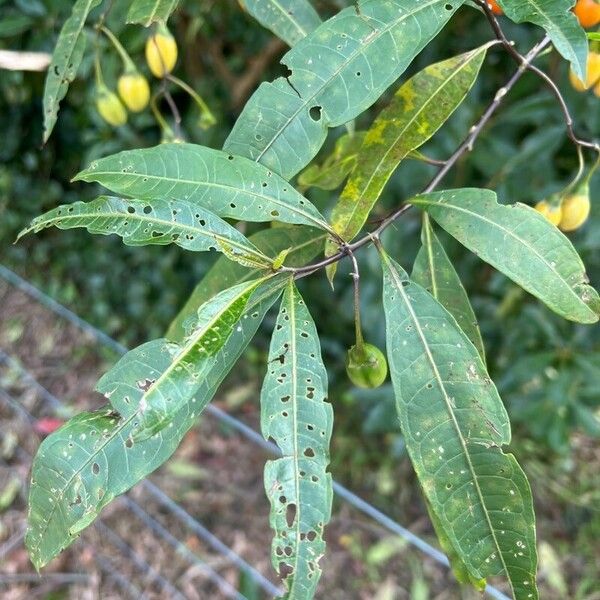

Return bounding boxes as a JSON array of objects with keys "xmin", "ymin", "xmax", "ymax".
[
  {"xmin": 17, "ymin": 196, "xmax": 271, "ymax": 269},
  {"xmin": 42, "ymin": 0, "xmax": 101, "ymax": 143},
  {"xmin": 498, "ymin": 0, "xmax": 587, "ymax": 80},
  {"xmin": 224, "ymin": 0, "xmax": 464, "ymax": 179},
  {"xmin": 75, "ymin": 144, "xmax": 331, "ymax": 231},
  {"xmin": 261, "ymin": 279, "xmax": 333, "ymax": 598},
  {"xmin": 127, "ymin": 0, "xmax": 179, "ymax": 26},
  {"xmin": 105, "ymin": 277, "xmax": 276, "ymax": 441},
  {"xmin": 239, "ymin": 0, "xmax": 321, "ymax": 47},
  {"xmin": 167, "ymin": 225, "xmax": 326, "ymax": 341},
  {"xmin": 26, "ymin": 282, "xmax": 283, "ymax": 570},
  {"xmin": 327, "ymin": 44, "xmax": 490, "ymax": 256},
  {"xmin": 412, "ymin": 215, "xmax": 486, "ymax": 362},
  {"xmin": 380, "ymin": 252, "xmax": 538, "ymax": 600},
  {"xmin": 411, "ymin": 189, "xmax": 600, "ymax": 324}
]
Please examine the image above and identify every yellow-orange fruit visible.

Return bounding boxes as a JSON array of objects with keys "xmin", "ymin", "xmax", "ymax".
[
  {"xmin": 118, "ymin": 72, "xmax": 150, "ymax": 112},
  {"xmin": 574, "ymin": 0, "xmax": 600, "ymax": 28},
  {"xmin": 96, "ymin": 89, "xmax": 127, "ymax": 126},
  {"xmin": 535, "ymin": 200, "xmax": 563, "ymax": 226},
  {"xmin": 145, "ymin": 25, "xmax": 178, "ymax": 78},
  {"xmin": 569, "ymin": 52, "xmax": 600, "ymax": 91},
  {"xmin": 559, "ymin": 189, "xmax": 591, "ymax": 232}
]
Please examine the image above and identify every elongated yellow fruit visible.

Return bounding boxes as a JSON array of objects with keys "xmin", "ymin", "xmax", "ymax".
[
  {"xmin": 146, "ymin": 24, "xmax": 177, "ymax": 78},
  {"xmin": 559, "ymin": 187, "xmax": 591, "ymax": 232},
  {"xmin": 97, "ymin": 88, "xmax": 127, "ymax": 126},
  {"xmin": 118, "ymin": 71, "xmax": 150, "ymax": 112}
]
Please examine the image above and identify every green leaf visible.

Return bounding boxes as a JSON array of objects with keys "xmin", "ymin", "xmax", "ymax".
[
  {"xmin": 261, "ymin": 279, "xmax": 333, "ymax": 598},
  {"xmin": 239, "ymin": 0, "xmax": 321, "ymax": 47},
  {"xmin": 497, "ymin": 0, "xmax": 588, "ymax": 80},
  {"xmin": 127, "ymin": 0, "xmax": 179, "ymax": 26},
  {"xmin": 411, "ymin": 215, "xmax": 486, "ymax": 362},
  {"xmin": 74, "ymin": 143, "xmax": 331, "ymax": 231},
  {"xmin": 26, "ymin": 282, "xmax": 283, "ymax": 570},
  {"xmin": 380, "ymin": 251, "xmax": 538, "ymax": 600},
  {"xmin": 411, "ymin": 189, "xmax": 600, "ymax": 324},
  {"xmin": 167, "ymin": 225, "xmax": 326, "ymax": 341},
  {"xmin": 42, "ymin": 0, "xmax": 101, "ymax": 143},
  {"xmin": 17, "ymin": 196, "xmax": 271, "ymax": 269},
  {"xmin": 297, "ymin": 132, "xmax": 365, "ymax": 192},
  {"xmin": 224, "ymin": 0, "xmax": 464, "ymax": 179},
  {"xmin": 326, "ymin": 44, "xmax": 489, "ymax": 268},
  {"xmin": 424, "ymin": 498, "xmax": 486, "ymax": 591},
  {"xmin": 105, "ymin": 277, "xmax": 276, "ymax": 441}
]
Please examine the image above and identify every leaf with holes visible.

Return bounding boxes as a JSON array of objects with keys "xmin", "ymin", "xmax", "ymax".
[
  {"xmin": 127, "ymin": 0, "xmax": 179, "ymax": 26},
  {"xmin": 224, "ymin": 0, "xmax": 465, "ymax": 179},
  {"xmin": 25, "ymin": 282, "xmax": 283, "ymax": 569},
  {"xmin": 42, "ymin": 0, "xmax": 101, "ymax": 143},
  {"xmin": 74, "ymin": 143, "xmax": 331, "ymax": 232},
  {"xmin": 239, "ymin": 0, "xmax": 321, "ymax": 47},
  {"xmin": 17, "ymin": 196, "xmax": 271, "ymax": 269},
  {"xmin": 297, "ymin": 132, "xmax": 365, "ymax": 192},
  {"xmin": 498, "ymin": 0, "xmax": 588, "ymax": 80},
  {"xmin": 325, "ymin": 43, "xmax": 490, "ymax": 273},
  {"xmin": 261, "ymin": 279, "xmax": 333, "ymax": 598},
  {"xmin": 410, "ymin": 189, "xmax": 600, "ymax": 324},
  {"xmin": 380, "ymin": 251, "xmax": 538, "ymax": 600},
  {"xmin": 412, "ymin": 215, "xmax": 486, "ymax": 362},
  {"xmin": 167, "ymin": 225, "xmax": 326, "ymax": 341},
  {"xmin": 105, "ymin": 277, "xmax": 280, "ymax": 441}
]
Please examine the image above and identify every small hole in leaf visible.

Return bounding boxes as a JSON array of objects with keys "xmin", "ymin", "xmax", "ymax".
[
  {"xmin": 143, "ymin": 205, "xmax": 152, "ymax": 214},
  {"xmin": 286, "ymin": 503, "xmax": 296, "ymax": 527},
  {"xmin": 92, "ymin": 463, "xmax": 100, "ymax": 475},
  {"xmin": 304, "ymin": 447, "xmax": 315, "ymax": 458},
  {"xmin": 309, "ymin": 106, "xmax": 322, "ymax": 121}
]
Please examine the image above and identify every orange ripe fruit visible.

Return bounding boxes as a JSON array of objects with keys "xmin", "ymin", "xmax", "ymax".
[
  {"xmin": 487, "ymin": 0, "xmax": 503, "ymax": 15},
  {"xmin": 574, "ymin": 0, "xmax": 600, "ymax": 28}
]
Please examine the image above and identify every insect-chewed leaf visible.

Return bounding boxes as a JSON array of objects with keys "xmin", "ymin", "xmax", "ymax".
[
  {"xmin": 74, "ymin": 143, "xmax": 331, "ymax": 231},
  {"xmin": 224, "ymin": 0, "xmax": 464, "ymax": 179},
  {"xmin": 297, "ymin": 132, "xmax": 366, "ymax": 192},
  {"xmin": 25, "ymin": 284, "xmax": 282, "ymax": 570},
  {"xmin": 411, "ymin": 188, "xmax": 600, "ymax": 324},
  {"xmin": 380, "ymin": 252, "xmax": 538, "ymax": 600},
  {"xmin": 239, "ymin": 0, "xmax": 321, "ymax": 47},
  {"xmin": 498, "ymin": 0, "xmax": 588, "ymax": 80},
  {"xmin": 127, "ymin": 0, "xmax": 179, "ymax": 26},
  {"xmin": 326, "ymin": 44, "xmax": 489, "ymax": 254},
  {"xmin": 167, "ymin": 225, "xmax": 327, "ymax": 341},
  {"xmin": 412, "ymin": 216, "xmax": 486, "ymax": 362},
  {"xmin": 42, "ymin": 0, "xmax": 101, "ymax": 143},
  {"xmin": 102, "ymin": 277, "xmax": 279, "ymax": 441},
  {"xmin": 17, "ymin": 196, "xmax": 271, "ymax": 268},
  {"xmin": 261, "ymin": 279, "xmax": 333, "ymax": 598}
]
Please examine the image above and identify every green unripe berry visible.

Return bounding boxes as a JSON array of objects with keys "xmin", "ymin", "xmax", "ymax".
[{"xmin": 345, "ymin": 343, "xmax": 388, "ymax": 389}]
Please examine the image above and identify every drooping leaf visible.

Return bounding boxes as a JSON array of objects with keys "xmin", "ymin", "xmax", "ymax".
[
  {"xmin": 261, "ymin": 278, "xmax": 333, "ymax": 598},
  {"xmin": 497, "ymin": 0, "xmax": 588, "ymax": 80},
  {"xmin": 74, "ymin": 144, "xmax": 331, "ymax": 231},
  {"xmin": 42, "ymin": 0, "xmax": 101, "ymax": 143},
  {"xmin": 104, "ymin": 277, "xmax": 278, "ymax": 441},
  {"xmin": 411, "ymin": 189, "xmax": 600, "ymax": 324},
  {"xmin": 297, "ymin": 132, "xmax": 365, "ymax": 192},
  {"xmin": 127, "ymin": 0, "xmax": 179, "ymax": 26},
  {"xmin": 224, "ymin": 0, "xmax": 465, "ymax": 179},
  {"xmin": 26, "ymin": 282, "xmax": 283, "ymax": 570},
  {"xmin": 17, "ymin": 196, "xmax": 271, "ymax": 269},
  {"xmin": 380, "ymin": 251, "xmax": 538, "ymax": 600},
  {"xmin": 325, "ymin": 44, "xmax": 489, "ymax": 278},
  {"xmin": 411, "ymin": 215, "xmax": 486, "ymax": 362},
  {"xmin": 239, "ymin": 0, "xmax": 321, "ymax": 47},
  {"xmin": 167, "ymin": 225, "xmax": 326, "ymax": 341}
]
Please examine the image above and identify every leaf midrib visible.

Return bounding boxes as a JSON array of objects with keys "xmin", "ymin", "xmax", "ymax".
[
  {"xmin": 384, "ymin": 256, "xmax": 512, "ymax": 593},
  {"xmin": 255, "ymin": 0, "xmax": 450, "ymax": 163}
]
